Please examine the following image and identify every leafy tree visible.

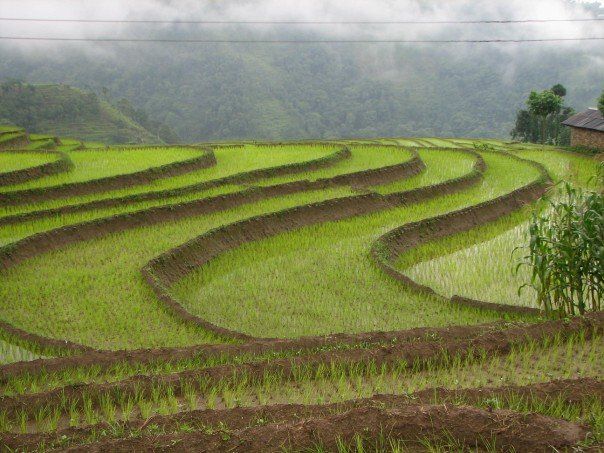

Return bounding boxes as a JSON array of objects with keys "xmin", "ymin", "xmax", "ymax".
[
  {"xmin": 599, "ymin": 90, "xmax": 604, "ymax": 116},
  {"xmin": 511, "ymin": 110, "xmax": 540, "ymax": 143},
  {"xmin": 512, "ymin": 86, "xmax": 573, "ymax": 145},
  {"xmin": 527, "ymin": 90, "xmax": 563, "ymax": 144},
  {"xmin": 551, "ymin": 84, "xmax": 567, "ymax": 97}
]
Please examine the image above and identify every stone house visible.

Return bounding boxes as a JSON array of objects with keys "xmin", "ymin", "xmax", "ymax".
[{"xmin": 561, "ymin": 108, "xmax": 604, "ymax": 151}]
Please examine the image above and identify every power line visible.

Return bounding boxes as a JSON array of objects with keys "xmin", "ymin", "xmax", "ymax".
[
  {"xmin": 0, "ymin": 36, "xmax": 602, "ymax": 44},
  {"xmin": 0, "ymin": 17, "xmax": 602, "ymax": 25}
]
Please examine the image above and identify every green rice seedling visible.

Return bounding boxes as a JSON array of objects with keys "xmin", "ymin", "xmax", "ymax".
[
  {"xmin": 34, "ymin": 405, "xmax": 50, "ymax": 431},
  {"xmin": 34, "ymin": 333, "xmax": 601, "ymax": 433},
  {"xmin": 0, "ymin": 146, "xmax": 202, "ymax": 192},
  {"xmin": 374, "ymin": 148, "xmax": 475, "ymax": 195},
  {"xmin": 68, "ymin": 399, "xmax": 81, "ymax": 427},
  {"xmin": 99, "ymin": 394, "xmax": 117, "ymax": 424},
  {"xmin": 25, "ymin": 139, "xmax": 55, "ymax": 150},
  {"xmin": 0, "ymin": 337, "xmax": 46, "ymax": 365},
  {"xmin": 0, "ymin": 131, "xmax": 25, "ymax": 146},
  {"xmin": 0, "ymin": 151, "xmax": 57, "ymax": 173},
  {"xmin": 221, "ymin": 386, "xmax": 238, "ymax": 409},
  {"xmin": 205, "ymin": 387, "xmax": 218, "ymax": 410},
  {"xmin": 182, "ymin": 382, "xmax": 198, "ymax": 411},
  {"xmin": 0, "ymin": 143, "xmax": 338, "ymax": 221},
  {"xmin": 120, "ymin": 396, "xmax": 135, "ymax": 422},
  {"xmin": 0, "ymin": 411, "xmax": 10, "ymax": 432},
  {"xmin": 83, "ymin": 396, "xmax": 96, "ymax": 425},
  {"xmin": 172, "ymin": 152, "xmax": 541, "ymax": 338},
  {"xmin": 404, "ymin": 214, "xmax": 537, "ymax": 306},
  {"xmin": 138, "ymin": 398, "xmax": 153, "ymax": 420},
  {"xmin": 253, "ymin": 145, "xmax": 414, "ymax": 187},
  {"xmin": 515, "ymin": 148, "xmax": 600, "ymax": 186},
  {"xmin": 45, "ymin": 407, "xmax": 61, "ymax": 432},
  {"xmin": 17, "ymin": 409, "xmax": 27, "ymax": 434},
  {"xmin": 153, "ymin": 332, "xmax": 601, "ymax": 418},
  {"xmin": 157, "ymin": 391, "xmax": 179, "ymax": 416}
]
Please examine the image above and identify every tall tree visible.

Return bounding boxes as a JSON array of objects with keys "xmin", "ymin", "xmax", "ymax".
[
  {"xmin": 526, "ymin": 90, "xmax": 563, "ymax": 144},
  {"xmin": 598, "ymin": 90, "xmax": 604, "ymax": 116},
  {"xmin": 551, "ymin": 84, "xmax": 567, "ymax": 97}
]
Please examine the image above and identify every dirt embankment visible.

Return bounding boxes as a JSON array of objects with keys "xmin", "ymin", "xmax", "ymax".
[
  {"xmin": 0, "ymin": 146, "xmax": 425, "ymax": 353},
  {"xmin": 371, "ymin": 153, "xmax": 551, "ymax": 317},
  {"xmin": 0, "ymin": 145, "xmax": 217, "ymax": 206},
  {"xmin": 2, "ymin": 378, "xmax": 598, "ymax": 452},
  {"xmin": 0, "ymin": 134, "xmax": 29, "ymax": 150},
  {"xmin": 33, "ymin": 406, "xmax": 595, "ymax": 452},
  {"xmin": 0, "ymin": 150, "xmax": 73, "ymax": 187},
  {"xmin": 0, "ymin": 320, "xmax": 508, "ymax": 382},
  {"xmin": 142, "ymin": 151, "xmax": 484, "ymax": 341},
  {"xmin": 0, "ymin": 312, "xmax": 600, "ymax": 420},
  {"xmin": 142, "ymin": 405, "xmax": 587, "ymax": 453},
  {"xmin": 0, "ymin": 144, "xmax": 352, "ymax": 225}
]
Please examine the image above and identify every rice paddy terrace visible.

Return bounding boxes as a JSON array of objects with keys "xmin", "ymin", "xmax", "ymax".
[{"xmin": 0, "ymin": 126, "xmax": 602, "ymax": 452}]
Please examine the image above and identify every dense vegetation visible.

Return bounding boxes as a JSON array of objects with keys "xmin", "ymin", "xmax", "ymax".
[
  {"xmin": 0, "ymin": 80, "xmax": 178, "ymax": 144},
  {"xmin": 511, "ymin": 84, "xmax": 573, "ymax": 146},
  {"xmin": 1, "ymin": 37, "xmax": 601, "ymax": 142},
  {"xmin": 520, "ymin": 180, "xmax": 603, "ymax": 316}
]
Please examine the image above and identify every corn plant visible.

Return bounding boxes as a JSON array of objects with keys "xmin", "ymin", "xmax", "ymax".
[{"xmin": 519, "ymin": 174, "xmax": 603, "ymax": 316}]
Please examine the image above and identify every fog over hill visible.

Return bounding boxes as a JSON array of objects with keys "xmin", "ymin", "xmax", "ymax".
[{"xmin": 0, "ymin": 0, "xmax": 602, "ymax": 142}]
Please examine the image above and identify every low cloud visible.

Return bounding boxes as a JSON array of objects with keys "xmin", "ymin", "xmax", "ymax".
[{"xmin": 0, "ymin": 0, "xmax": 601, "ymax": 45}]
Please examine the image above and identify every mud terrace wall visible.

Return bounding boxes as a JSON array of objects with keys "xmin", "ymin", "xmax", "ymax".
[
  {"xmin": 0, "ymin": 320, "xmax": 515, "ymax": 380},
  {"xmin": 371, "ymin": 154, "xmax": 551, "ymax": 317},
  {"xmin": 0, "ymin": 150, "xmax": 73, "ymax": 187},
  {"xmin": 0, "ymin": 134, "xmax": 29, "ymax": 150},
  {"xmin": 0, "ymin": 312, "xmax": 601, "ymax": 419},
  {"xmin": 142, "ymin": 151, "xmax": 484, "ymax": 341},
  {"xmin": 0, "ymin": 145, "xmax": 217, "ymax": 205},
  {"xmin": 4, "ymin": 377, "xmax": 597, "ymax": 452},
  {"xmin": 0, "ymin": 146, "xmax": 424, "ymax": 350},
  {"xmin": 0, "ymin": 145, "xmax": 353, "ymax": 226}
]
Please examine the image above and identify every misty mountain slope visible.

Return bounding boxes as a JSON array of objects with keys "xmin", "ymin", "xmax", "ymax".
[
  {"xmin": 0, "ymin": 42, "xmax": 600, "ymax": 142},
  {"xmin": 0, "ymin": 83, "xmax": 164, "ymax": 144}
]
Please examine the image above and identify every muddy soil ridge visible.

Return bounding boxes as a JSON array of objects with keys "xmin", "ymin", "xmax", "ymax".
[
  {"xmin": 0, "ymin": 312, "xmax": 600, "ymax": 420},
  {"xmin": 0, "ymin": 145, "xmax": 217, "ymax": 205},
  {"xmin": 0, "ymin": 149, "xmax": 73, "ymax": 187},
  {"xmin": 0, "ymin": 145, "xmax": 425, "ymax": 352},
  {"xmin": 2, "ymin": 378, "xmax": 598, "ymax": 452},
  {"xmin": 142, "ymin": 150, "xmax": 485, "ymax": 341},
  {"xmin": 0, "ymin": 143, "xmax": 351, "ymax": 225}
]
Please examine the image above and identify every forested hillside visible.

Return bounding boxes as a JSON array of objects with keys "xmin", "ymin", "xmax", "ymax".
[
  {"xmin": 0, "ymin": 81, "xmax": 178, "ymax": 144},
  {"xmin": 0, "ymin": 0, "xmax": 602, "ymax": 143}
]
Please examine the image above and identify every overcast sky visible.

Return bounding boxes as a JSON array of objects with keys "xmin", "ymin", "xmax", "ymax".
[{"xmin": 0, "ymin": 0, "xmax": 601, "ymax": 43}]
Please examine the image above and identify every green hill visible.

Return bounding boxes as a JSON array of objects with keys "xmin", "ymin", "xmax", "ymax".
[{"xmin": 0, "ymin": 82, "xmax": 176, "ymax": 144}]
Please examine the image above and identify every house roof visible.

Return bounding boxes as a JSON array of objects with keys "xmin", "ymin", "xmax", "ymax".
[{"xmin": 562, "ymin": 108, "xmax": 604, "ymax": 132}]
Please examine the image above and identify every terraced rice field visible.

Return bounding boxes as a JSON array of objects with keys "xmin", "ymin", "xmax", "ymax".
[{"xmin": 0, "ymin": 130, "xmax": 601, "ymax": 452}]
